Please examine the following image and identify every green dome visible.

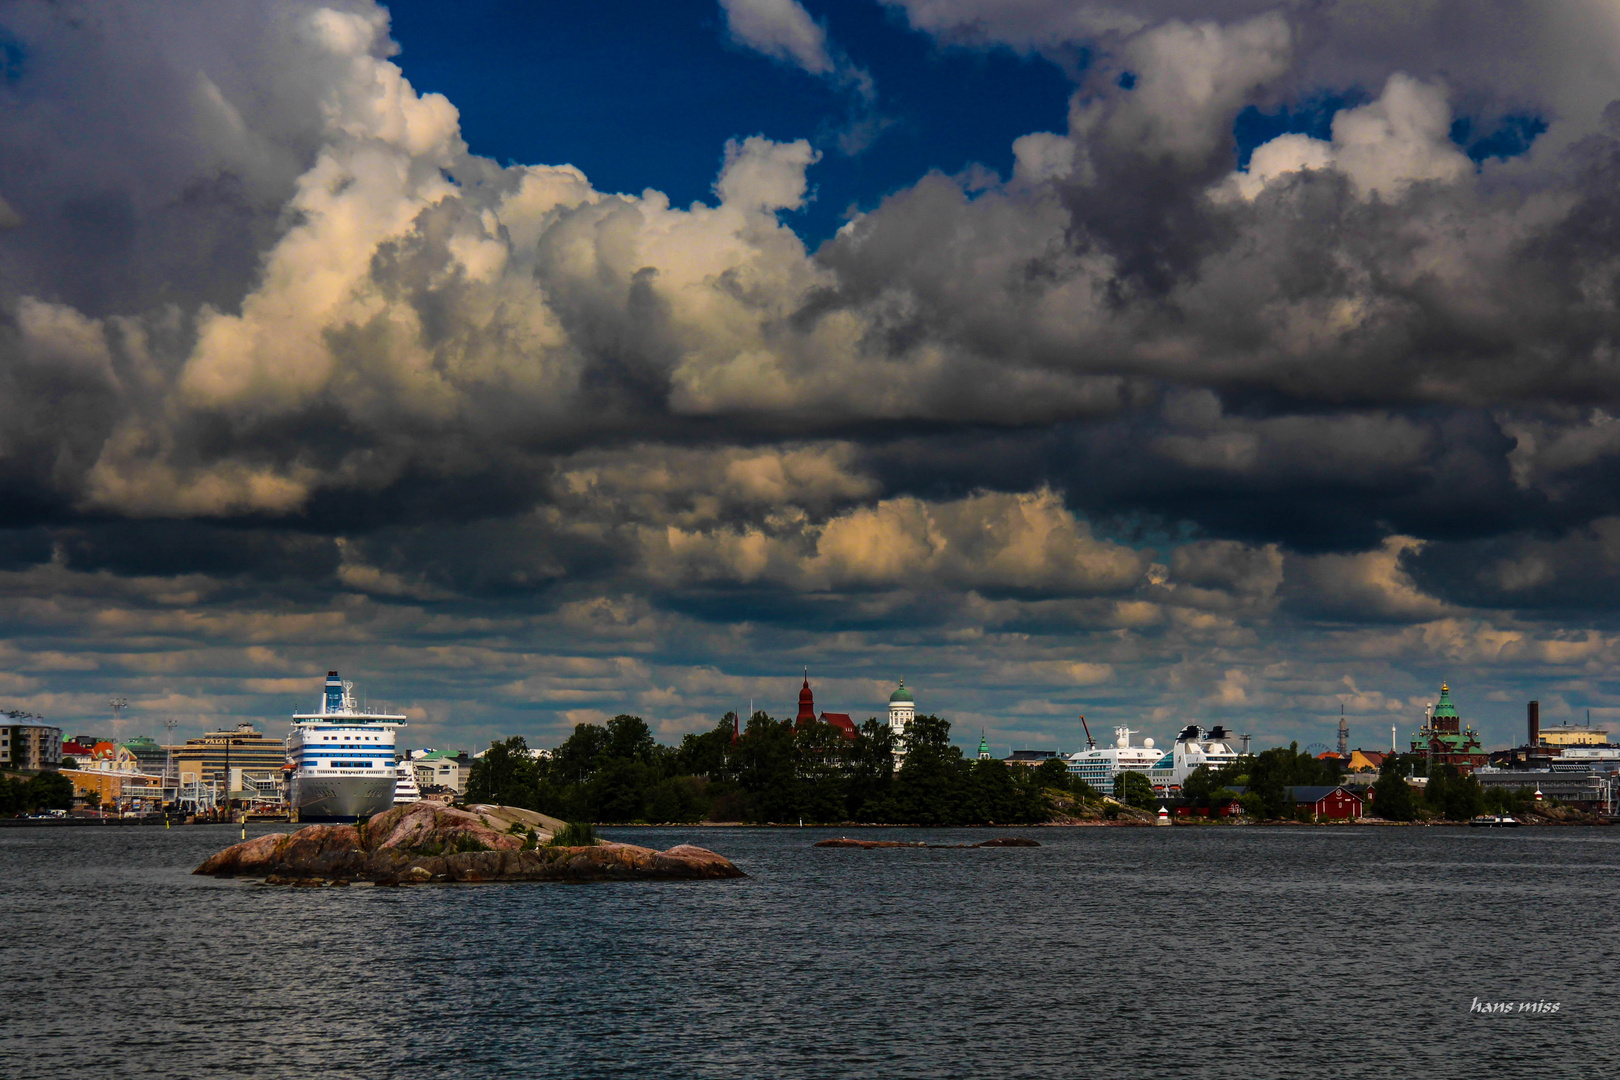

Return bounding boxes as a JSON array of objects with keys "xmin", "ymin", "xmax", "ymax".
[
  {"xmin": 889, "ymin": 680, "xmax": 914, "ymax": 704},
  {"xmin": 1432, "ymin": 682, "xmax": 1458, "ymax": 719}
]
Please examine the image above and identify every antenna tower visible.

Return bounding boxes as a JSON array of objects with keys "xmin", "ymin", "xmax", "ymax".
[{"xmin": 162, "ymin": 717, "xmax": 180, "ymax": 782}]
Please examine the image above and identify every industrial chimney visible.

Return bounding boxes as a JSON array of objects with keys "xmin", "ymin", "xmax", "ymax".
[{"xmin": 1528, "ymin": 700, "xmax": 1540, "ymax": 748}]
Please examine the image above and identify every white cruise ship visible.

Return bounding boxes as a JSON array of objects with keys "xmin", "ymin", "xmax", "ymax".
[
  {"xmin": 392, "ymin": 760, "xmax": 422, "ymax": 804},
  {"xmin": 286, "ymin": 670, "xmax": 406, "ymax": 822},
  {"xmin": 1067, "ymin": 727, "xmax": 1164, "ymax": 792},
  {"xmin": 1145, "ymin": 725, "xmax": 1243, "ymax": 794}
]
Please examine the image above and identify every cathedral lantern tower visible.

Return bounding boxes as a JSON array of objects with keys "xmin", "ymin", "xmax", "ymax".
[{"xmin": 888, "ymin": 680, "xmax": 915, "ymax": 742}]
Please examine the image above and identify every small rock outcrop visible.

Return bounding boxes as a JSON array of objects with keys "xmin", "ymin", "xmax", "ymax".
[
  {"xmin": 814, "ymin": 836, "xmax": 1041, "ymax": 849},
  {"xmin": 195, "ymin": 802, "xmax": 744, "ymax": 883}
]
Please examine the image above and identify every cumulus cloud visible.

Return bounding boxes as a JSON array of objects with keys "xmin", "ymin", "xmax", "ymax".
[
  {"xmin": 1228, "ymin": 74, "xmax": 1471, "ymax": 200},
  {"xmin": 720, "ymin": 0, "xmax": 836, "ymax": 76},
  {"xmin": 719, "ymin": 0, "xmax": 877, "ymax": 120}
]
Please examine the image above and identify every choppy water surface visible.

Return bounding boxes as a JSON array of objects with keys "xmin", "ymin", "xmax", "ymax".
[{"xmin": 2, "ymin": 823, "xmax": 1616, "ymax": 1079}]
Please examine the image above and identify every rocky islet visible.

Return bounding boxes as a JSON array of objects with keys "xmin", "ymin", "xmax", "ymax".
[{"xmin": 193, "ymin": 801, "xmax": 744, "ymax": 884}]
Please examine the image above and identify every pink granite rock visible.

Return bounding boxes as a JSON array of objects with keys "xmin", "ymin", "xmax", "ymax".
[{"xmin": 195, "ymin": 806, "xmax": 744, "ymax": 883}]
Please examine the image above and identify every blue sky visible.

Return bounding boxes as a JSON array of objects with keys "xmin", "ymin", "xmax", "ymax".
[{"xmin": 384, "ymin": 0, "xmax": 1074, "ymax": 246}]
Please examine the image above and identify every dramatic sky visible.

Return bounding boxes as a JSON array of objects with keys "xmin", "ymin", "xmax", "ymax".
[{"xmin": 5, "ymin": 0, "xmax": 1620, "ymax": 754}]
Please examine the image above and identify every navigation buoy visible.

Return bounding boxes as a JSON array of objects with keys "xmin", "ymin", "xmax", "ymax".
[{"xmin": 1156, "ymin": 805, "xmax": 1171, "ymax": 825}]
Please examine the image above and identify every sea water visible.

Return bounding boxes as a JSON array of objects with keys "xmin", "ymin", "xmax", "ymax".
[{"xmin": 2, "ymin": 823, "xmax": 1615, "ymax": 1079}]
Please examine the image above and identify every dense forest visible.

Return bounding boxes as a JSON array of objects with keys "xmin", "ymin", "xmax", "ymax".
[{"xmin": 465, "ymin": 712, "xmax": 1078, "ymax": 825}]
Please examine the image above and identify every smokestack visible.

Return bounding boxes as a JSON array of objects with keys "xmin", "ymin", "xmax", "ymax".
[{"xmin": 1528, "ymin": 700, "xmax": 1539, "ymax": 747}]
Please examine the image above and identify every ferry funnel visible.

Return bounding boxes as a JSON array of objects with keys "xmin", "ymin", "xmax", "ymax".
[{"xmin": 324, "ymin": 671, "xmax": 344, "ymax": 714}]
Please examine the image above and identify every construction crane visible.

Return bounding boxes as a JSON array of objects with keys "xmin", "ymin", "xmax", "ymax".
[{"xmin": 1079, "ymin": 714, "xmax": 1095, "ymax": 750}]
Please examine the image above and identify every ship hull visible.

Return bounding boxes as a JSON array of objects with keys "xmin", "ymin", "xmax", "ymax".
[{"xmin": 291, "ymin": 774, "xmax": 397, "ymax": 822}]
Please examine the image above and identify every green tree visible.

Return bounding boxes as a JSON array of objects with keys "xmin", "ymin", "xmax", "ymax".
[
  {"xmin": 730, "ymin": 713, "xmax": 800, "ymax": 823},
  {"xmin": 553, "ymin": 723, "xmax": 611, "ymax": 785},
  {"xmin": 1246, "ymin": 743, "xmax": 1335, "ymax": 818},
  {"xmin": 645, "ymin": 775, "xmax": 708, "ymax": 822},
  {"xmin": 1482, "ymin": 784, "xmax": 1533, "ymax": 815},
  {"xmin": 464, "ymin": 736, "xmax": 541, "ymax": 807},
  {"xmin": 1181, "ymin": 764, "xmax": 1216, "ymax": 807},
  {"xmin": 674, "ymin": 715, "xmax": 736, "ymax": 777},
  {"xmin": 1424, "ymin": 764, "xmax": 1486, "ymax": 820},
  {"xmin": 878, "ymin": 714, "xmax": 971, "ymax": 825},
  {"xmin": 843, "ymin": 719, "xmax": 895, "ymax": 818},
  {"xmin": 1371, "ymin": 754, "xmax": 1418, "ymax": 821},
  {"xmin": 1113, "ymin": 770, "xmax": 1157, "ymax": 810},
  {"xmin": 1032, "ymin": 756, "xmax": 1072, "ymax": 792},
  {"xmin": 20, "ymin": 771, "xmax": 71, "ymax": 812},
  {"xmin": 605, "ymin": 714, "xmax": 658, "ymax": 765},
  {"xmin": 589, "ymin": 757, "xmax": 653, "ymax": 822}
]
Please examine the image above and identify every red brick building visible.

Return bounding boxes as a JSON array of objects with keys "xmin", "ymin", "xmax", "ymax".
[{"xmin": 793, "ymin": 675, "xmax": 857, "ymax": 741}]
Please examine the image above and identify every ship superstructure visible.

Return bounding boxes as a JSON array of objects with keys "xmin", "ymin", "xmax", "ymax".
[
  {"xmin": 392, "ymin": 760, "xmax": 422, "ymax": 804},
  {"xmin": 1145, "ymin": 725, "xmax": 1243, "ymax": 794},
  {"xmin": 1066, "ymin": 727, "xmax": 1164, "ymax": 792},
  {"xmin": 286, "ymin": 670, "xmax": 406, "ymax": 822}
]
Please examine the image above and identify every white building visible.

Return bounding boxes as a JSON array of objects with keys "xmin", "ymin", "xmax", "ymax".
[
  {"xmin": 888, "ymin": 681, "xmax": 915, "ymax": 760},
  {"xmin": 411, "ymin": 749, "xmax": 470, "ymax": 795}
]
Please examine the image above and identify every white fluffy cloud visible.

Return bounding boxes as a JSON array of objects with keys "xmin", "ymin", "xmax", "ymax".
[{"xmin": 1228, "ymin": 74, "xmax": 1471, "ymax": 199}]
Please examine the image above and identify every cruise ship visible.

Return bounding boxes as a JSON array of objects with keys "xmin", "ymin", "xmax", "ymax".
[
  {"xmin": 286, "ymin": 671, "xmax": 407, "ymax": 822},
  {"xmin": 392, "ymin": 760, "xmax": 422, "ymax": 805},
  {"xmin": 1145, "ymin": 725, "xmax": 1243, "ymax": 794},
  {"xmin": 1066, "ymin": 727, "xmax": 1164, "ymax": 792}
]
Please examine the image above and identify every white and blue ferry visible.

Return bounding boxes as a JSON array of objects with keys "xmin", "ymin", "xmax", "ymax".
[{"xmin": 287, "ymin": 670, "xmax": 406, "ymax": 822}]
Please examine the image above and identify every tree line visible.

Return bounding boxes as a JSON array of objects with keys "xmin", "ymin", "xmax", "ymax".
[
  {"xmin": 1369, "ymin": 755, "xmax": 1534, "ymax": 821},
  {"xmin": 0, "ymin": 770, "xmax": 72, "ymax": 816},
  {"xmin": 466, "ymin": 711, "xmax": 1073, "ymax": 825},
  {"xmin": 467, "ymin": 716, "xmax": 1542, "ymax": 827}
]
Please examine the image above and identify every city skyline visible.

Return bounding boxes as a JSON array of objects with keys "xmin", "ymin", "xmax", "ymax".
[{"xmin": 5, "ymin": 1, "xmax": 1620, "ymax": 752}]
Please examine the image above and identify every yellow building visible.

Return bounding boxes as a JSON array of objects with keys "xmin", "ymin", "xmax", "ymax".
[
  {"xmin": 1345, "ymin": 749, "xmax": 1388, "ymax": 773},
  {"xmin": 1537, "ymin": 724, "xmax": 1611, "ymax": 747},
  {"xmin": 61, "ymin": 769, "xmax": 165, "ymax": 809}
]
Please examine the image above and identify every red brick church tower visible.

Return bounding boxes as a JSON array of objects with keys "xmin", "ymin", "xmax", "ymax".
[{"xmin": 795, "ymin": 672, "xmax": 817, "ymax": 729}]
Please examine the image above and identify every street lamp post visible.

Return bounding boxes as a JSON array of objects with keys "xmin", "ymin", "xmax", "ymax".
[{"xmin": 223, "ymin": 728, "xmax": 231, "ymax": 823}]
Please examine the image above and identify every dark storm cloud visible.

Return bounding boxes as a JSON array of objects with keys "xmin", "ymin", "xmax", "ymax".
[
  {"xmin": 56, "ymin": 522, "xmax": 341, "ymax": 583},
  {"xmin": 1403, "ymin": 521, "xmax": 1620, "ymax": 616}
]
